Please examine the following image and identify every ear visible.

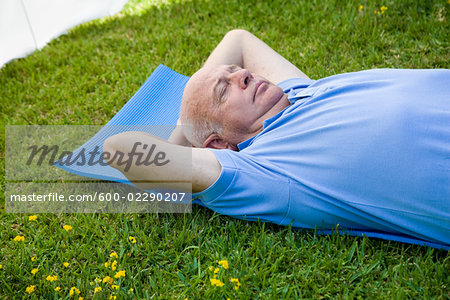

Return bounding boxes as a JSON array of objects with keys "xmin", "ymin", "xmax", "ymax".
[{"xmin": 203, "ymin": 133, "xmax": 238, "ymax": 151}]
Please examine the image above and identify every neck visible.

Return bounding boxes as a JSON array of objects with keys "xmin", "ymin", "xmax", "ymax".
[{"xmin": 236, "ymin": 93, "xmax": 290, "ymax": 146}]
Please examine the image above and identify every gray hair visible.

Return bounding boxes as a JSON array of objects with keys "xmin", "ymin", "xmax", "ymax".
[{"xmin": 180, "ymin": 114, "xmax": 223, "ymax": 148}]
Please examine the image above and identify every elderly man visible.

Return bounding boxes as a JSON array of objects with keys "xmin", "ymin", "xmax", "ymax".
[{"xmin": 104, "ymin": 30, "xmax": 450, "ymax": 248}]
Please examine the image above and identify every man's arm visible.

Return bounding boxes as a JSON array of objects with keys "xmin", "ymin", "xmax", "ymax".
[
  {"xmin": 203, "ymin": 29, "xmax": 309, "ymax": 84},
  {"xmin": 104, "ymin": 131, "xmax": 220, "ymax": 193}
]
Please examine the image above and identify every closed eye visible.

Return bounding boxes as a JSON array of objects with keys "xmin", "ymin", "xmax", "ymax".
[{"xmin": 219, "ymin": 81, "xmax": 229, "ymax": 103}]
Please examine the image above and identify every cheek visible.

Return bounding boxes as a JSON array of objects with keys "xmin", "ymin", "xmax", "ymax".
[{"xmin": 260, "ymin": 85, "xmax": 283, "ymax": 104}]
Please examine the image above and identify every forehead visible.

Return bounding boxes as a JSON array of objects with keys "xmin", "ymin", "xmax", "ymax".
[
  {"xmin": 181, "ymin": 66, "xmax": 225, "ymax": 117},
  {"xmin": 184, "ymin": 65, "xmax": 229, "ymax": 99}
]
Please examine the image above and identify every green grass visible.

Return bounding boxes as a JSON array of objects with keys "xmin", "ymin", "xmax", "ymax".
[{"xmin": 1, "ymin": 0, "xmax": 449, "ymax": 298}]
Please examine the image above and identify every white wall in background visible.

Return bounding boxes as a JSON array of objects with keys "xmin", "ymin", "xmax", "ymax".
[{"xmin": 0, "ymin": 0, "xmax": 129, "ymax": 68}]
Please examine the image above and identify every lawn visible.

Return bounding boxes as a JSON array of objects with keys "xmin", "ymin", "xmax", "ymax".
[{"xmin": 0, "ymin": 0, "xmax": 449, "ymax": 298}]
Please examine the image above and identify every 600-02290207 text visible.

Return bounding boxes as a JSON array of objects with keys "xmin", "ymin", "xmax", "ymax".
[{"xmin": 9, "ymin": 192, "xmax": 187, "ymax": 203}]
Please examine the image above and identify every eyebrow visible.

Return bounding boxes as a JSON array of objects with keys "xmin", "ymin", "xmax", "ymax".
[{"xmin": 212, "ymin": 65, "xmax": 241, "ymax": 105}]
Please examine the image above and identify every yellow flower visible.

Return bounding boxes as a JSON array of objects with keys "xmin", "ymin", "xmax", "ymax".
[
  {"xmin": 13, "ymin": 235, "xmax": 25, "ymax": 242},
  {"xmin": 0, "ymin": 264, "xmax": 2, "ymax": 269},
  {"xmin": 69, "ymin": 286, "xmax": 80, "ymax": 296},
  {"xmin": 28, "ymin": 215, "xmax": 38, "ymax": 221},
  {"xmin": 46, "ymin": 275, "xmax": 58, "ymax": 282},
  {"xmin": 25, "ymin": 285, "xmax": 35, "ymax": 294},
  {"xmin": 214, "ymin": 267, "xmax": 220, "ymax": 274},
  {"xmin": 104, "ymin": 262, "xmax": 110, "ymax": 268},
  {"xmin": 359, "ymin": 5, "xmax": 363, "ymax": 11},
  {"xmin": 110, "ymin": 252, "xmax": 118, "ymax": 258},
  {"xmin": 31, "ymin": 268, "xmax": 39, "ymax": 275},
  {"xmin": 103, "ymin": 276, "xmax": 113, "ymax": 285},
  {"xmin": 63, "ymin": 225, "xmax": 73, "ymax": 232},
  {"xmin": 111, "ymin": 260, "xmax": 117, "ymax": 271},
  {"xmin": 94, "ymin": 287, "xmax": 102, "ymax": 293},
  {"xmin": 380, "ymin": 5, "xmax": 388, "ymax": 14},
  {"xmin": 109, "ymin": 296, "xmax": 117, "ymax": 300},
  {"xmin": 129, "ymin": 236, "xmax": 136, "ymax": 244},
  {"xmin": 79, "ymin": 297, "xmax": 83, "ymax": 300},
  {"xmin": 114, "ymin": 270, "xmax": 126, "ymax": 279},
  {"xmin": 55, "ymin": 287, "xmax": 61, "ymax": 292},
  {"xmin": 31, "ymin": 256, "xmax": 37, "ymax": 261},
  {"xmin": 210, "ymin": 278, "xmax": 224, "ymax": 287},
  {"xmin": 112, "ymin": 285, "xmax": 119, "ymax": 290},
  {"xmin": 218, "ymin": 260, "xmax": 229, "ymax": 269},
  {"xmin": 128, "ymin": 288, "xmax": 134, "ymax": 293},
  {"xmin": 208, "ymin": 266, "xmax": 214, "ymax": 272},
  {"xmin": 94, "ymin": 277, "xmax": 102, "ymax": 283},
  {"xmin": 63, "ymin": 262, "xmax": 70, "ymax": 268},
  {"xmin": 230, "ymin": 277, "xmax": 241, "ymax": 290}
]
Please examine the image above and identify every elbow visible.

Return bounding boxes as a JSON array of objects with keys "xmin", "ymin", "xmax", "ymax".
[{"xmin": 225, "ymin": 29, "xmax": 251, "ymax": 39}]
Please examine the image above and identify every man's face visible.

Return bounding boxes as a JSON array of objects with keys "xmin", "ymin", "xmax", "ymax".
[{"xmin": 183, "ymin": 64, "xmax": 289, "ymax": 147}]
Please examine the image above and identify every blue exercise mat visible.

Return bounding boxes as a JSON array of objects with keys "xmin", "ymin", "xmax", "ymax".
[
  {"xmin": 56, "ymin": 65, "xmax": 449, "ymax": 250},
  {"xmin": 56, "ymin": 64, "xmax": 189, "ymax": 182}
]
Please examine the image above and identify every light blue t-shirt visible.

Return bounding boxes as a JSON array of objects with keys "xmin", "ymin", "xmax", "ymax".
[{"xmin": 193, "ymin": 69, "xmax": 450, "ymax": 249}]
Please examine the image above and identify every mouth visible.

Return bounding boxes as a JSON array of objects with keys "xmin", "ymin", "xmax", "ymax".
[{"xmin": 253, "ymin": 81, "xmax": 265, "ymax": 102}]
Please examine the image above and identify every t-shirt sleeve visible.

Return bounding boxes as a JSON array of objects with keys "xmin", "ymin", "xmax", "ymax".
[{"xmin": 192, "ymin": 149, "xmax": 291, "ymax": 225}]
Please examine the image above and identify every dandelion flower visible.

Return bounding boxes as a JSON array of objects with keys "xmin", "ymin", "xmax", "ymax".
[
  {"xmin": 104, "ymin": 262, "xmax": 110, "ymax": 268},
  {"xmin": 128, "ymin": 288, "xmax": 134, "ymax": 293},
  {"xmin": 214, "ymin": 267, "xmax": 220, "ymax": 274},
  {"xmin": 111, "ymin": 260, "xmax": 117, "ymax": 271},
  {"xmin": 31, "ymin": 256, "xmax": 37, "ymax": 261},
  {"xmin": 31, "ymin": 268, "xmax": 39, "ymax": 275},
  {"xmin": 114, "ymin": 270, "xmax": 126, "ymax": 279},
  {"xmin": 103, "ymin": 276, "xmax": 113, "ymax": 285},
  {"xmin": 25, "ymin": 285, "xmax": 35, "ymax": 294},
  {"xmin": 69, "ymin": 287, "xmax": 80, "ymax": 296},
  {"xmin": 94, "ymin": 287, "xmax": 102, "ymax": 293},
  {"xmin": 109, "ymin": 295, "xmax": 117, "ymax": 300},
  {"xmin": 46, "ymin": 275, "xmax": 58, "ymax": 282},
  {"xmin": 79, "ymin": 297, "xmax": 83, "ymax": 300},
  {"xmin": 63, "ymin": 262, "xmax": 69, "ymax": 268},
  {"xmin": 380, "ymin": 6, "xmax": 388, "ymax": 14},
  {"xmin": 210, "ymin": 278, "xmax": 224, "ymax": 287},
  {"xmin": 14, "ymin": 235, "xmax": 25, "ymax": 242},
  {"xmin": 208, "ymin": 266, "xmax": 214, "ymax": 272},
  {"xmin": 55, "ymin": 287, "xmax": 61, "ymax": 292},
  {"xmin": 110, "ymin": 252, "xmax": 118, "ymax": 258},
  {"xmin": 63, "ymin": 225, "xmax": 73, "ymax": 232},
  {"xmin": 112, "ymin": 285, "xmax": 119, "ymax": 290},
  {"xmin": 230, "ymin": 277, "xmax": 241, "ymax": 290},
  {"xmin": 359, "ymin": 5, "xmax": 363, "ymax": 11},
  {"xmin": 28, "ymin": 215, "xmax": 38, "ymax": 221},
  {"xmin": 0, "ymin": 264, "xmax": 3, "ymax": 269},
  {"xmin": 128, "ymin": 236, "xmax": 136, "ymax": 244},
  {"xmin": 218, "ymin": 260, "xmax": 229, "ymax": 269}
]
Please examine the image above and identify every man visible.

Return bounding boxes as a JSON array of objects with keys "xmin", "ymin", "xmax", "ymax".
[{"xmin": 104, "ymin": 29, "xmax": 450, "ymax": 248}]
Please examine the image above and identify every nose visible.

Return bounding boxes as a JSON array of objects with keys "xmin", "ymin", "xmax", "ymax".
[{"xmin": 229, "ymin": 68, "xmax": 252, "ymax": 89}]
